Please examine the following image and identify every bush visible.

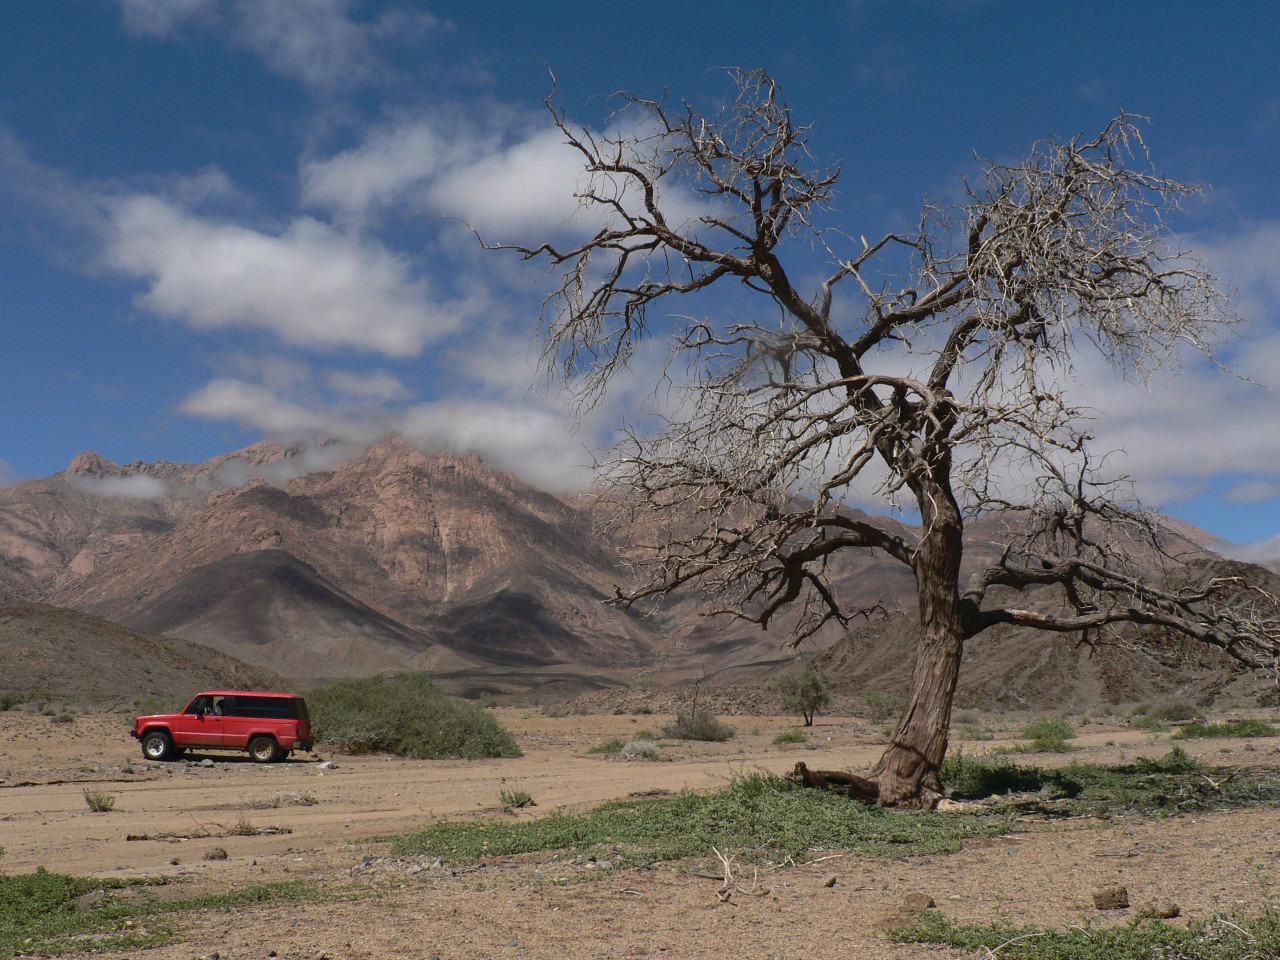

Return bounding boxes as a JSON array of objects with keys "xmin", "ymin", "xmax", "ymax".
[
  {"xmin": 661, "ymin": 709, "xmax": 735, "ymax": 742},
  {"xmin": 1151, "ymin": 695, "xmax": 1199, "ymax": 721},
  {"xmin": 864, "ymin": 691, "xmax": 901, "ymax": 722},
  {"xmin": 307, "ymin": 672, "xmax": 522, "ymax": 759},
  {"xmin": 588, "ymin": 737, "xmax": 627, "ymax": 755},
  {"xmin": 777, "ymin": 668, "xmax": 831, "ymax": 726},
  {"xmin": 621, "ymin": 740, "xmax": 662, "ymax": 760},
  {"xmin": 499, "ymin": 787, "xmax": 534, "ymax": 808},
  {"xmin": 773, "ymin": 729, "xmax": 809, "ymax": 745},
  {"xmin": 1017, "ymin": 716, "xmax": 1076, "ymax": 751},
  {"xmin": 1174, "ymin": 718, "xmax": 1278, "ymax": 739},
  {"xmin": 83, "ymin": 790, "xmax": 116, "ymax": 813},
  {"xmin": 1129, "ymin": 714, "xmax": 1168, "ymax": 733}
]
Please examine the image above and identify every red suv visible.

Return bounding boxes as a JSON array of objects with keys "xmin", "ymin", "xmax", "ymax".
[{"xmin": 132, "ymin": 691, "xmax": 313, "ymax": 763}]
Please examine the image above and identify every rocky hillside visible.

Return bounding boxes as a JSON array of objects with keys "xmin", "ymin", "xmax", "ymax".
[
  {"xmin": 0, "ymin": 437, "xmax": 1261, "ymax": 706},
  {"xmin": 0, "ymin": 601, "xmax": 282, "ymax": 708}
]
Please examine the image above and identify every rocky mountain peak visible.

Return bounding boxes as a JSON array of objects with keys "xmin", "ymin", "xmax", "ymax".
[{"xmin": 66, "ymin": 450, "xmax": 124, "ymax": 479}]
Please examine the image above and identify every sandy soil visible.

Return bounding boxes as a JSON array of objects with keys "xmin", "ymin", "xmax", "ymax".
[{"xmin": 3, "ymin": 709, "xmax": 1280, "ymax": 959}]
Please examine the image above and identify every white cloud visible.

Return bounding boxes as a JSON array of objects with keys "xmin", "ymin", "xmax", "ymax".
[
  {"xmin": 213, "ymin": 441, "xmax": 362, "ymax": 486},
  {"xmin": 395, "ymin": 400, "xmax": 590, "ymax": 490},
  {"xmin": 1224, "ymin": 480, "xmax": 1280, "ymax": 504},
  {"xmin": 117, "ymin": 0, "xmax": 218, "ymax": 37},
  {"xmin": 104, "ymin": 194, "xmax": 456, "ymax": 356},
  {"xmin": 324, "ymin": 369, "xmax": 410, "ymax": 403},
  {"xmin": 182, "ymin": 378, "xmax": 360, "ymax": 437},
  {"xmin": 69, "ymin": 473, "xmax": 170, "ymax": 499},
  {"xmin": 180, "ymin": 374, "xmax": 592, "ymax": 491},
  {"xmin": 302, "ymin": 112, "xmax": 713, "ymax": 238},
  {"xmin": 301, "ymin": 116, "xmax": 588, "ymax": 235},
  {"xmin": 117, "ymin": 0, "xmax": 440, "ymax": 93}
]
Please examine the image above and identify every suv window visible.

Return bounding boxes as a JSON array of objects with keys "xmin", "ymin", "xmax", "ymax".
[{"xmin": 223, "ymin": 695, "xmax": 300, "ymax": 719}]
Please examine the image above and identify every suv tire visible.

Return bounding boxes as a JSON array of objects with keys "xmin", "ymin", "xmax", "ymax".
[
  {"xmin": 141, "ymin": 730, "xmax": 174, "ymax": 761},
  {"xmin": 248, "ymin": 735, "xmax": 280, "ymax": 763}
]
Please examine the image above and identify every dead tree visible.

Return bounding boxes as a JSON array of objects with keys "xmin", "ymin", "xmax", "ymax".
[{"xmin": 488, "ymin": 69, "xmax": 1279, "ymax": 807}]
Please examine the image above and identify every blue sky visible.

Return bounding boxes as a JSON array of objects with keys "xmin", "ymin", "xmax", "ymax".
[{"xmin": 1, "ymin": 1, "xmax": 1279, "ymax": 550}]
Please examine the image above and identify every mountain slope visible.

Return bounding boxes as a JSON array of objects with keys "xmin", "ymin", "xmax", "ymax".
[{"xmin": 0, "ymin": 601, "xmax": 282, "ymax": 706}]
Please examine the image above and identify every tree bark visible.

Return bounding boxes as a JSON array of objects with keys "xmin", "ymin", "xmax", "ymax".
[{"xmin": 870, "ymin": 489, "xmax": 965, "ymax": 808}]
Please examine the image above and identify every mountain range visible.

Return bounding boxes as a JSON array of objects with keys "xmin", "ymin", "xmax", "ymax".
[{"xmin": 0, "ymin": 438, "xmax": 1271, "ymax": 708}]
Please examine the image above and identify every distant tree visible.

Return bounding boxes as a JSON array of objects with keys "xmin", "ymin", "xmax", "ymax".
[
  {"xmin": 487, "ymin": 69, "xmax": 1280, "ymax": 807},
  {"xmin": 778, "ymin": 668, "xmax": 831, "ymax": 726}
]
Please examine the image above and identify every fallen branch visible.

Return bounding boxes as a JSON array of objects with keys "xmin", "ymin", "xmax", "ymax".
[{"xmin": 787, "ymin": 762, "xmax": 880, "ymax": 802}]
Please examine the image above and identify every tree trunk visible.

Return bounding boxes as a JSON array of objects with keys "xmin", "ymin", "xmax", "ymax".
[{"xmin": 870, "ymin": 491, "xmax": 965, "ymax": 808}]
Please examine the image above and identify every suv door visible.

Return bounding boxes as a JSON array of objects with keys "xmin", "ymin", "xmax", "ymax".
[{"xmin": 176, "ymin": 695, "xmax": 225, "ymax": 746}]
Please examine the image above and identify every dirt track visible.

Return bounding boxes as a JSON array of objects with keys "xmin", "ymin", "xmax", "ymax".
[{"xmin": 4, "ymin": 709, "xmax": 1280, "ymax": 958}]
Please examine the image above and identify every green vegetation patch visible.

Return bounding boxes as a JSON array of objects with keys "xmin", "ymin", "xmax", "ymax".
[
  {"xmin": 588, "ymin": 737, "xmax": 627, "ymax": 755},
  {"xmin": 660, "ymin": 709, "xmax": 735, "ymax": 742},
  {"xmin": 892, "ymin": 907, "xmax": 1280, "ymax": 960},
  {"xmin": 0, "ymin": 868, "xmax": 314, "ymax": 959},
  {"xmin": 307, "ymin": 672, "xmax": 521, "ymax": 759},
  {"xmin": 386, "ymin": 749, "xmax": 1280, "ymax": 874},
  {"xmin": 389, "ymin": 772, "xmax": 1013, "ymax": 867},
  {"xmin": 942, "ymin": 747, "xmax": 1280, "ymax": 815},
  {"xmin": 1174, "ymin": 719, "xmax": 1278, "ymax": 740},
  {"xmin": 772, "ymin": 729, "xmax": 809, "ymax": 745},
  {"xmin": 1000, "ymin": 716, "xmax": 1077, "ymax": 753}
]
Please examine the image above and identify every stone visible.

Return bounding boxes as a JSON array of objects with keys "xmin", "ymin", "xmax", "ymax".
[
  {"xmin": 902, "ymin": 892, "xmax": 936, "ymax": 911},
  {"xmin": 1139, "ymin": 898, "xmax": 1180, "ymax": 919},
  {"xmin": 200, "ymin": 758, "xmax": 214, "ymax": 768},
  {"xmin": 1092, "ymin": 885, "xmax": 1129, "ymax": 910}
]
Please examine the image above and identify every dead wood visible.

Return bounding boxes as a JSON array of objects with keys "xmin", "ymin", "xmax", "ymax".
[{"xmin": 787, "ymin": 761, "xmax": 880, "ymax": 803}]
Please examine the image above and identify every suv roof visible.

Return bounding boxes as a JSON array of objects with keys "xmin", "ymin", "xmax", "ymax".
[{"xmin": 191, "ymin": 690, "xmax": 303, "ymax": 699}]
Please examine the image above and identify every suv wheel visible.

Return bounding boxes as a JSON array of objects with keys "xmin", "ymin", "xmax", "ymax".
[
  {"xmin": 248, "ymin": 735, "xmax": 280, "ymax": 763},
  {"xmin": 141, "ymin": 730, "xmax": 174, "ymax": 761}
]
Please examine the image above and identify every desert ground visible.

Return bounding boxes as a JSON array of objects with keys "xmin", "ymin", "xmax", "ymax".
[{"xmin": 3, "ymin": 708, "xmax": 1280, "ymax": 959}]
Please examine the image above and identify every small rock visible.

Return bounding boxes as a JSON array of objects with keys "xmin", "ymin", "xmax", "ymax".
[
  {"xmin": 902, "ymin": 892, "xmax": 936, "ymax": 912},
  {"xmin": 1139, "ymin": 898, "xmax": 1180, "ymax": 919},
  {"xmin": 317, "ymin": 760, "xmax": 337, "ymax": 770},
  {"xmin": 1092, "ymin": 885, "xmax": 1130, "ymax": 910},
  {"xmin": 169, "ymin": 857, "xmax": 180, "ymax": 865},
  {"xmin": 823, "ymin": 875, "xmax": 838, "ymax": 888},
  {"xmin": 200, "ymin": 758, "xmax": 214, "ymax": 768}
]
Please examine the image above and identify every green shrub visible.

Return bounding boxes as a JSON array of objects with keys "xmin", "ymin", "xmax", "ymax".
[
  {"xmin": 893, "ymin": 906, "xmax": 1280, "ymax": 959},
  {"xmin": 1016, "ymin": 716, "xmax": 1076, "ymax": 751},
  {"xmin": 0, "ymin": 869, "xmax": 313, "ymax": 957},
  {"xmin": 82, "ymin": 790, "xmax": 116, "ymax": 813},
  {"xmin": 307, "ymin": 672, "xmax": 522, "ymax": 759},
  {"xmin": 661, "ymin": 709, "xmax": 735, "ymax": 742},
  {"xmin": 499, "ymin": 787, "xmax": 534, "ymax": 808},
  {"xmin": 621, "ymin": 741, "xmax": 662, "ymax": 760},
  {"xmin": 1129, "ymin": 714, "xmax": 1168, "ymax": 733},
  {"xmin": 956, "ymin": 722, "xmax": 994, "ymax": 741},
  {"xmin": 1151, "ymin": 695, "xmax": 1199, "ymax": 721},
  {"xmin": 864, "ymin": 691, "xmax": 902, "ymax": 722},
  {"xmin": 588, "ymin": 737, "xmax": 627, "ymax": 755},
  {"xmin": 1174, "ymin": 718, "xmax": 1278, "ymax": 739},
  {"xmin": 389, "ymin": 771, "xmax": 1010, "ymax": 866},
  {"xmin": 777, "ymin": 668, "xmax": 831, "ymax": 726},
  {"xmin": 772, "ymin": 729, "xmax": 809, "ymax": 745}
]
